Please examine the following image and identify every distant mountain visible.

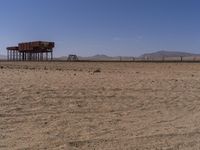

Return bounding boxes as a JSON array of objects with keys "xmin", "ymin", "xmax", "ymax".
[
  {"xmin": 0, "ymin": 55, "xmax": 6, "ymax": 60},
  {"xmin": 80, "ymin": 54, "xmax": 114, "ymax": 60},
  {"xmin": 140, "ymin": 51, "xmax": 200, "ymax": 59},
  {"xmin": 57, "ymin": 54, "xmax": 114, "ymax": 60},
  {"xmin": 57, "ymin": 54, "xmax": 135, "ymax": 61}
]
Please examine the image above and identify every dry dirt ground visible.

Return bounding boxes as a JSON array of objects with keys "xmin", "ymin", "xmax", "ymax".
[{"xmin": 1, "ymin": 62, "xmax": 200, "ymax": 150}]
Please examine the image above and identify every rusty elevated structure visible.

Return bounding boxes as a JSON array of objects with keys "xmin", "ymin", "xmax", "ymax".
[{"xmin": 7, "ymin": 41, "xmax": 55, "ymax": 61}]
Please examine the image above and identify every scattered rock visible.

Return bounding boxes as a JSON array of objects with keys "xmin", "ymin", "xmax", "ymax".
[
  {"xmin": 24, "ymin": 66, "xmax": 28, "ymax": 69},
  {"xmin": 93, "ymin": 68, "xmax": 101, "ymax": 73},
  {"xmin": 56, "ymin": 68, "xmax": 62, "ymax": 71}
]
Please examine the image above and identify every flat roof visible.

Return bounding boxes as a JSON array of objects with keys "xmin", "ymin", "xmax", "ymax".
[{"xmin": 7, "ymin": 41, "xmax": 55, "ymax": 52}]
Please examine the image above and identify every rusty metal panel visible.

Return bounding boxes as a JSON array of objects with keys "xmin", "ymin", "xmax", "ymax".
[
  {"xmin": 6, "ymin": 46, "xmax": 19, "ymax": 50},
  {"xmin": 10, "ymin": 41, "xmax": 55, "ymax": 52}
]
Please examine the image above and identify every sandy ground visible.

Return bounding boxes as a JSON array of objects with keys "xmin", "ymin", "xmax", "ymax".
[{"xmin": 1, "ymin": 62, "xmax": 200, "ymax": 150}]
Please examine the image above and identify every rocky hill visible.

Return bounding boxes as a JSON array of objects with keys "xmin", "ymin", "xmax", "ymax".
[{"xmin": 140, "ymin": 51, "xmax": 200, "ymax": 59}]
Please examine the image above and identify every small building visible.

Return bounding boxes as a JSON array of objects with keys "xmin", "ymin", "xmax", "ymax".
[{"xmin": 7, "ymin": 41, "xmax": 55, "ymax": 61}]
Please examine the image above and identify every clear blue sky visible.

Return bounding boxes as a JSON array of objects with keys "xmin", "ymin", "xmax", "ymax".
[{"xmin": 1, "ymin": 0, "xmax": 200, "ymax": 56}]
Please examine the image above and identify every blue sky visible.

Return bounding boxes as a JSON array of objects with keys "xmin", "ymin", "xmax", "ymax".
[{"xmin": 0, "ymin": 0, "xmax": 200, "ymax": 56}]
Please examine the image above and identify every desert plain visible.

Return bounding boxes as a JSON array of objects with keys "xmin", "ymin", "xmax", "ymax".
[{"xmin": 1, "ymin": 61, "xmax": 200, "ymax": 150}]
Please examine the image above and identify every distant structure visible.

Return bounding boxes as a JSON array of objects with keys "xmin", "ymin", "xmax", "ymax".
[
  {"xmin": 67, "ymin": 54, "xmax": 79, "ymax": 61},
  {"xmin": 7, "ymin": 41, "xmax": 55, "ymax": 61}
]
